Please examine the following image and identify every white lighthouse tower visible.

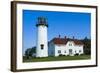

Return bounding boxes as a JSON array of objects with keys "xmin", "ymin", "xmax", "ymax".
[{"xmin": 36, "ymin": 17, "xmax": 48, "ymax": 57}]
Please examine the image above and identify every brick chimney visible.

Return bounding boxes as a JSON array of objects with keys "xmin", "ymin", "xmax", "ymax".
[
  {"xmin": 73, "ymin": 36, "xmax": 75, "ymax": 39},
  {"xmin": 59, "ymin": 35, "xmax": 61, "ymax": 38},
  {"xmin": 65, "ymin": 36, "xmax": 67, "ymax": 39}
]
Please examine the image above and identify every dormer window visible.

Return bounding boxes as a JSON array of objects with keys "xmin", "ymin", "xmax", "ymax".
[{"xmin": 69, "ymin": 43, "xmax": 72, "ymax": 46}]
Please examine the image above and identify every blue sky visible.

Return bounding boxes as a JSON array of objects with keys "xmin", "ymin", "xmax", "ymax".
[{"xmin": 23, "ymin": 10, "xmax": 91, "ymax": 54}]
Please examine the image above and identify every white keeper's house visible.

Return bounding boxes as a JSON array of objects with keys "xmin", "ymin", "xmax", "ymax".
[
  {"xmin": 48, "ymin": 36, "xmax": 84, "ymax": 56},
  {"xmin": 36, "ymin": 17, "xmax": 84, "ymax": 57}
]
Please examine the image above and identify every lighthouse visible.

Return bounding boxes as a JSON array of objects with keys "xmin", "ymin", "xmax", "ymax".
[{"xmin": 36, "ymin": 17, "xmax": 48, "ymax": 57}]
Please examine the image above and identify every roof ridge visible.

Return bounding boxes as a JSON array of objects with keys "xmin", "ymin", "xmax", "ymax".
[{"xmin": 49, "ymin": 37, "xmax": 83, "ymax": 45}]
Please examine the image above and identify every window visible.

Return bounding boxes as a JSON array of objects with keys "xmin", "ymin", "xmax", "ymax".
[
  {"xmin": 41, "ymin": 44, "xmax": 44, "ymax": 50},
  {"xmin": 69, "ymin": 44, "xmax": 72, "ymax": 46},
  {"xmin": 58, "ymin": 50, "xmax": 61, "ymax": 54},
  {"xmin": 79, "ymin": 50, "xmax": 81, "ymax": 53},
  {"xmin": 65, "ymin": 51, "xmax": 66, "ymax": 53}
]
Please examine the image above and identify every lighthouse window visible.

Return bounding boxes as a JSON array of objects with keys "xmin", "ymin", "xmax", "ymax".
[{"xmin": 41, "ymin": 44, "xmax": 44, "ymax": 49}]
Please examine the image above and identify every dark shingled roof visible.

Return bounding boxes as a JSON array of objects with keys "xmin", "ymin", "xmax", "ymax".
[
  {"xmin": 51, "ymin": 38, "xmax": 68, "ymax": 45},
  {"xmin": 50, "ymin": 37, "xmax": 83, "ymax": 45}
]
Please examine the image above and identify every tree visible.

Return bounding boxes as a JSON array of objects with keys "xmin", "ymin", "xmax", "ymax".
[
  {"xmin": 25, "ymin": 46, "xmax": 36, "ymax": 59},
  {"xmin": 25, "ymin": 48, "xmax": 32, "ymax": 59},
  {"xmin": 31, "ymin": 47, "xmax": 36, "ymax": 53},
  {"xmin": 81, "ymin": 37, "xmax": 91, "ymax": 55}
]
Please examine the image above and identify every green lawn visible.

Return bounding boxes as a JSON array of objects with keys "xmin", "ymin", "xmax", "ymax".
[{"xmin": 23, "ymin": 55, "xmax": 91, "ymax": 62}]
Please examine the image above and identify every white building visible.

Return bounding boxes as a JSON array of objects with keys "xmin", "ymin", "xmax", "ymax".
[
  {"xmin": 48, "ymin": 36, "xmax": 84, "ymax": 56},
  {"xmin": 36, "ymin": 17, "xmax": 48, "ymax": 57}
]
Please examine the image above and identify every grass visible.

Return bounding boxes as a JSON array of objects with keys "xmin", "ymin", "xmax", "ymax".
[{"xmin": 23, "ymin": 55, "xmax": 91, "ymax": 62}]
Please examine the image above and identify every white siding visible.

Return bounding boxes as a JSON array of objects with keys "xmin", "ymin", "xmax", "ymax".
[
  {"xmin": 66, "ymin": 41, "xmax": 84, "ymax": 56},
  {"xmin": 36, "ymin": 25, "xmax": 48, "ymax": 57},
  {"xmin": 66, "ymin": 41, "xmax": 75, "ymax": 56},
  {"xmin": 55, "ymin": 45, "xmax": 68, "ymax": 56},
  {"xmin": 74, "ymin": 45, "xmax": 84, "ymax": 55}
]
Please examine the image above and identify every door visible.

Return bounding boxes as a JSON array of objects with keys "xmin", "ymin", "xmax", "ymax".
[{"xmin": 69, "ymin": 49, "xmax": 72, "ymax": 56}]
